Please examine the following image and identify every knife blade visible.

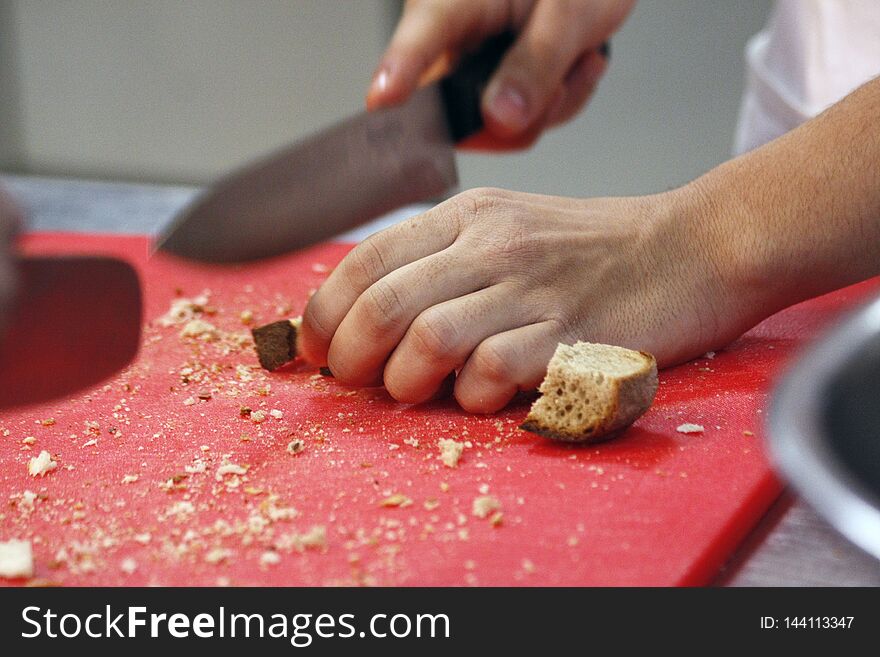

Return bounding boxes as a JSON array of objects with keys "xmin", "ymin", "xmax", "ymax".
[
  {"xmin": 157, "ymin": 32, "xmax": 517, "ymax": 263},
  {"xmin": 0, "ymin": 256, "xmax": 142, "ymax": 409}
]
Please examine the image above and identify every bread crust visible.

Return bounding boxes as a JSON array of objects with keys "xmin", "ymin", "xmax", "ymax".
[{"xmin": 251, "ymin": 318, "xmax": 300, "ymax": 371}]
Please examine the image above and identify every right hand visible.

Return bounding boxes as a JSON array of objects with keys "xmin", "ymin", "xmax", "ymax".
[
  {"xmin": 366, "ymin": 0, "xmax": 635, "ymax": 150},
  {"xmin": 0, "ymin": 185, "xmax": 22, "ymax": 334}
]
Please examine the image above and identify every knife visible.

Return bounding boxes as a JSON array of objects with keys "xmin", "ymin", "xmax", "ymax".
[
  {"xmin": 157, "ymin": 33, "xmax": 524, "ymax": 263},
  {"xmin": 0, "ymin": 256, "xmax": 142, "ymax": 409}
]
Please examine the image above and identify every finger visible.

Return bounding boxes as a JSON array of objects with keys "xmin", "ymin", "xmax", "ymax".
[
  {"xmin": 481, "ymin": 1, "xmax": 590, "ymax": 137},
  {"xmin": 366, "ymin": 0, "xmax": 486, "ymax": 110},
  {"xmin": 299, "ymin": 205, "xmax": 461, "ymax": 365},
  {"xmin": 546, "ymin": 49, "xmax": 607, "ymax": 127},
  {"xmin": 383, "ymin": 282, "xmax": 534, "ymax": 404},
  {"xmin": 455, "ymin": 321, "xmax": 565, "ymax": 413},
  {"xmin": 326, "ymin": 245, "xmax": 492, "ymax": 386}
]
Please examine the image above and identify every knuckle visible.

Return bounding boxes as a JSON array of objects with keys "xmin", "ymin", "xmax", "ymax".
[
  {"xmin": 301, "ymin": 296, "xmax": 334, "ymax": 343},
  {"xmin": 360, "ymin": 280, "xmax": 407, "ymax": 335},
  {"xmin": 453, "ymin": 187, "xmax": 508, "ymax": 219},
  {"xmin": 344, "ymin": 237, "xmax": 389, "ymax": 289},
  {"xmin": 409, "ymin": 308, "xmax": 460, "ymax": 363},
  {"xmin": 471, "ymin": 338, "xmax": 513, "ymax": 383}
]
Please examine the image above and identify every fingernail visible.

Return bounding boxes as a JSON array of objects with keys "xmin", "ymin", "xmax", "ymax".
[
  {"xmin": 370, "ymin": 65, "xmax": 392, "ymax": 96},
  {"xmin": 485, "ymin": 83, "xmax": 530, "ymax": 131}
]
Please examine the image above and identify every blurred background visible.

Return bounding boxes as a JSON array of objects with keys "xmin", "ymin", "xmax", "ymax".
[{"xmin": 0, "ymin": 0, "xmax": 770, "ymax": 198}]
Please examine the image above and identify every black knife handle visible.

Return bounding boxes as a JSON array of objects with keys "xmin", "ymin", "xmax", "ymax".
[{"xmin": 440, "ymin": 32, "xmax": 610, "ymax": 143}]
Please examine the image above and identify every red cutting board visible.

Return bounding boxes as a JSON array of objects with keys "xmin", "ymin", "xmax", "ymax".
[{"xmin": 1, "ymin": 233, "xmax": 877, "ymax": 587}]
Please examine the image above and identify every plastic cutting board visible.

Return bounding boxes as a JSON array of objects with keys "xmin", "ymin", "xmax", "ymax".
[{"xmin": 1, "ymin": 233, "xmax": 877, "ymax": 586}]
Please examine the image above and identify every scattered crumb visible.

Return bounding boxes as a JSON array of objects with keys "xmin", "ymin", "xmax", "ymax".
[
  {"xmin": 269, "ymin": 409, "xmax": 284, "ymax": 419},
  {"xmin": 240, "ymin": 310, "xmax": 254, "ymax": 325},
  {"xmin": 704, "ymin": 351, "xmax": 716, "ymax": 359},
  {"xmin": 472, "ymin": 495, "xmax": 501, "ymax": 519},
  {"xmin": 157, "ymin": 292, "xmax": 210, "ymax": 327},
  {"xmin": 286, "ymin": 439, "xmax": 305, "ymax": 455},
  {"xmin": 298, "ymin": 526, "xmax": 327, "ymax": 550},
  {"xmin": 260, "ymin": 551, "xmax": 281, "ymax": 567},
  {"xmin": 743, "ymin": 430, "xmax": 754, "ymax": 437},
  {"xmin": 183, "ymin": 397, "xmax": 196, "ymax": 406},
  {"xmin": 380, "ymin": 494, "xmax": 413, "ymax": 508},
  {"xmin": 0, "ymin": 539, "xmax": 34, "ymax": 578},
  {"xmin": 179, "ymin": 318, "xmax": 218, "ymax": 340},
  {"xmin": 204, "ymin": 547, "xmax": 233, "ymax": 564},
  {"xmin": 28, "ymin": 450, "xmax": 57, "ymax": 478},
  {"xmin": 120, "ymin": 558, "xmax": 137, "ymax": 575},
  {"xmin": 121, "ymin": 474, "xmax": 139, "ymax": 484},
  {"xmin": 676, "ymin": 423, "xmax": 705, "ymax": 434},
  {"xmin": 438, "ymin": 438, "xmax": 464, "ymax": 468},
  {"xmin": 215, "ymin": 463, "xmax": 248, "ymax": 481},
  {"xmin": 250, "ymin": 410, "xmax": 266, "ymax": 424}
]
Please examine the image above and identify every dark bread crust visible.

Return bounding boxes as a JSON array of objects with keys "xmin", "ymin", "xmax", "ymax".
[
  {"xmin": 519, "ymin": 421, "xmax": 626, "ymax": 444},
  {"xmin": 251, "ymin": 320, "xmax": 298, "ymax": 371}
]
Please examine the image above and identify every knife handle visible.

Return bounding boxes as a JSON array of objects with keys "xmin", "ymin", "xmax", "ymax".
[{"xmin": 440, "ymin": 32, "xmax": 610, "ymax": 143}]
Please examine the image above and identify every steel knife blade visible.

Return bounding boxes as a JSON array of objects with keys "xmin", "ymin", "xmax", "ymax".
[{"xmin": 157, "ymin": 33, "xmax": 516, "ymax": 263}]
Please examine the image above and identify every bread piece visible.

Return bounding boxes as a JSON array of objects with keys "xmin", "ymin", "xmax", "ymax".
[
  {"xmin": 251, "ymin": 317, "xmax": 302, "ymax": 371},
  {"xmin": 520, "ymin": 342, "xmax": 657, "ymax": 443}
]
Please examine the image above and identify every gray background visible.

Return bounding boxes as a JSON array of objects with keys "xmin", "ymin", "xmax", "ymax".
[{"xmin": 0, "ymin": 0, "xmax": 771, "ymax": 198}]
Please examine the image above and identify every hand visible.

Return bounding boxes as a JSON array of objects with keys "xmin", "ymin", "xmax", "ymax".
[
  {"xmin": 300, "ymin": 185, "xmax": 755, "ymax": 412},
  {"xmin": 367, "ymin": 0, "xmax": 635, "ymax": 150},
  {"xmin": 0, "ymin": 185, "xmax": 22, "ymax": 334}
]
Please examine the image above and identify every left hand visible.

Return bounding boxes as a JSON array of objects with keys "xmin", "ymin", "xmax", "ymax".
[{"xmin": 299, "ymin": 186, "xmax": 754, "ymax": 412}]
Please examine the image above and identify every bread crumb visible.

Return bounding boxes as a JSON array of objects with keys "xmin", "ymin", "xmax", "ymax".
[
  {"xmin": 28, "ymin": 450, "xmax": 57, "ymax": 477},
  {"xmin": 179, "ymin": 318, "xmax": 218, "ymax": 339},
  {"xmin": 260, "ymin": 551, "xmax": 281, "ymax": 567},
  {"xmin": 286, "ymin": 439, "xmax": 305, "ymax": 455},
  {"xmin": 240, "ymin": 310, "xmax": 254, "ymax": 325},
  {"xmin": 472, "ymin": 495, "xmax": 501, "ymax": 519},
  {"xmin": 676, "ymin": 423, "xmax": 705, "ymax": 434},
  {"xmin": 158, "ymin": 292, "xmax": 210, "ymax": 326},
  {"xmin": 133, "ymin": 533, "xmax": 151, "ymax": 545},
  {"xmin": 743, "ymin": 430, "xmax": 754, "ymax": 437},
  {"xmin": 22, "ymin": 436, "xmax": 36, "ymax": 445},
  {"xmin": 380, "ymin": 494, "xmax": 412, "ymax": 508},
  {"xmin": 183, "ymin": 397, "xmax": 196, "ymax": 406},
  {"xmin": 489, "ymin": 511, "xmax": 503, "ymax": 527},
  {"xmin": 250, "ymin": 410, "xmax": 266, "ymax": 424},
  {"xmin": 120, "ymin": 558, "xmax": 137, "ymax": 575},
  {"xmin": 0, "ymin": 539, "xmax": 34, "ymax": 578},
  {"xmin": 121, "ymin": 474, "xmax": 139, "ymax": 484},
  {"xmin": 438, "ymin": 438, "xmax": 464, "ymax": 468},
  {"xmin": 204, "ymin": 547, "xmax": 233, "ymax": 564},
  {"xmin": 215, "ymin": 462, "xmax": 248, "ymax": 481},
  {"xmin": 269, "ymin": 409, "xmax": 284, "ymax": 419}
]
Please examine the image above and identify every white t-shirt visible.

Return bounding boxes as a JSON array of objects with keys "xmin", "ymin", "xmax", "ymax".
[{"xmin": 734, "ymin": 0, "xmax": 880, "ymax": 155}]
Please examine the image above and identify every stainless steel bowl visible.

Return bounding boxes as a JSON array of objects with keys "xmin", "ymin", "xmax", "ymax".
[{"xmin": 769, "ymin": 294, "xmax": 880, "ymax": 560}]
